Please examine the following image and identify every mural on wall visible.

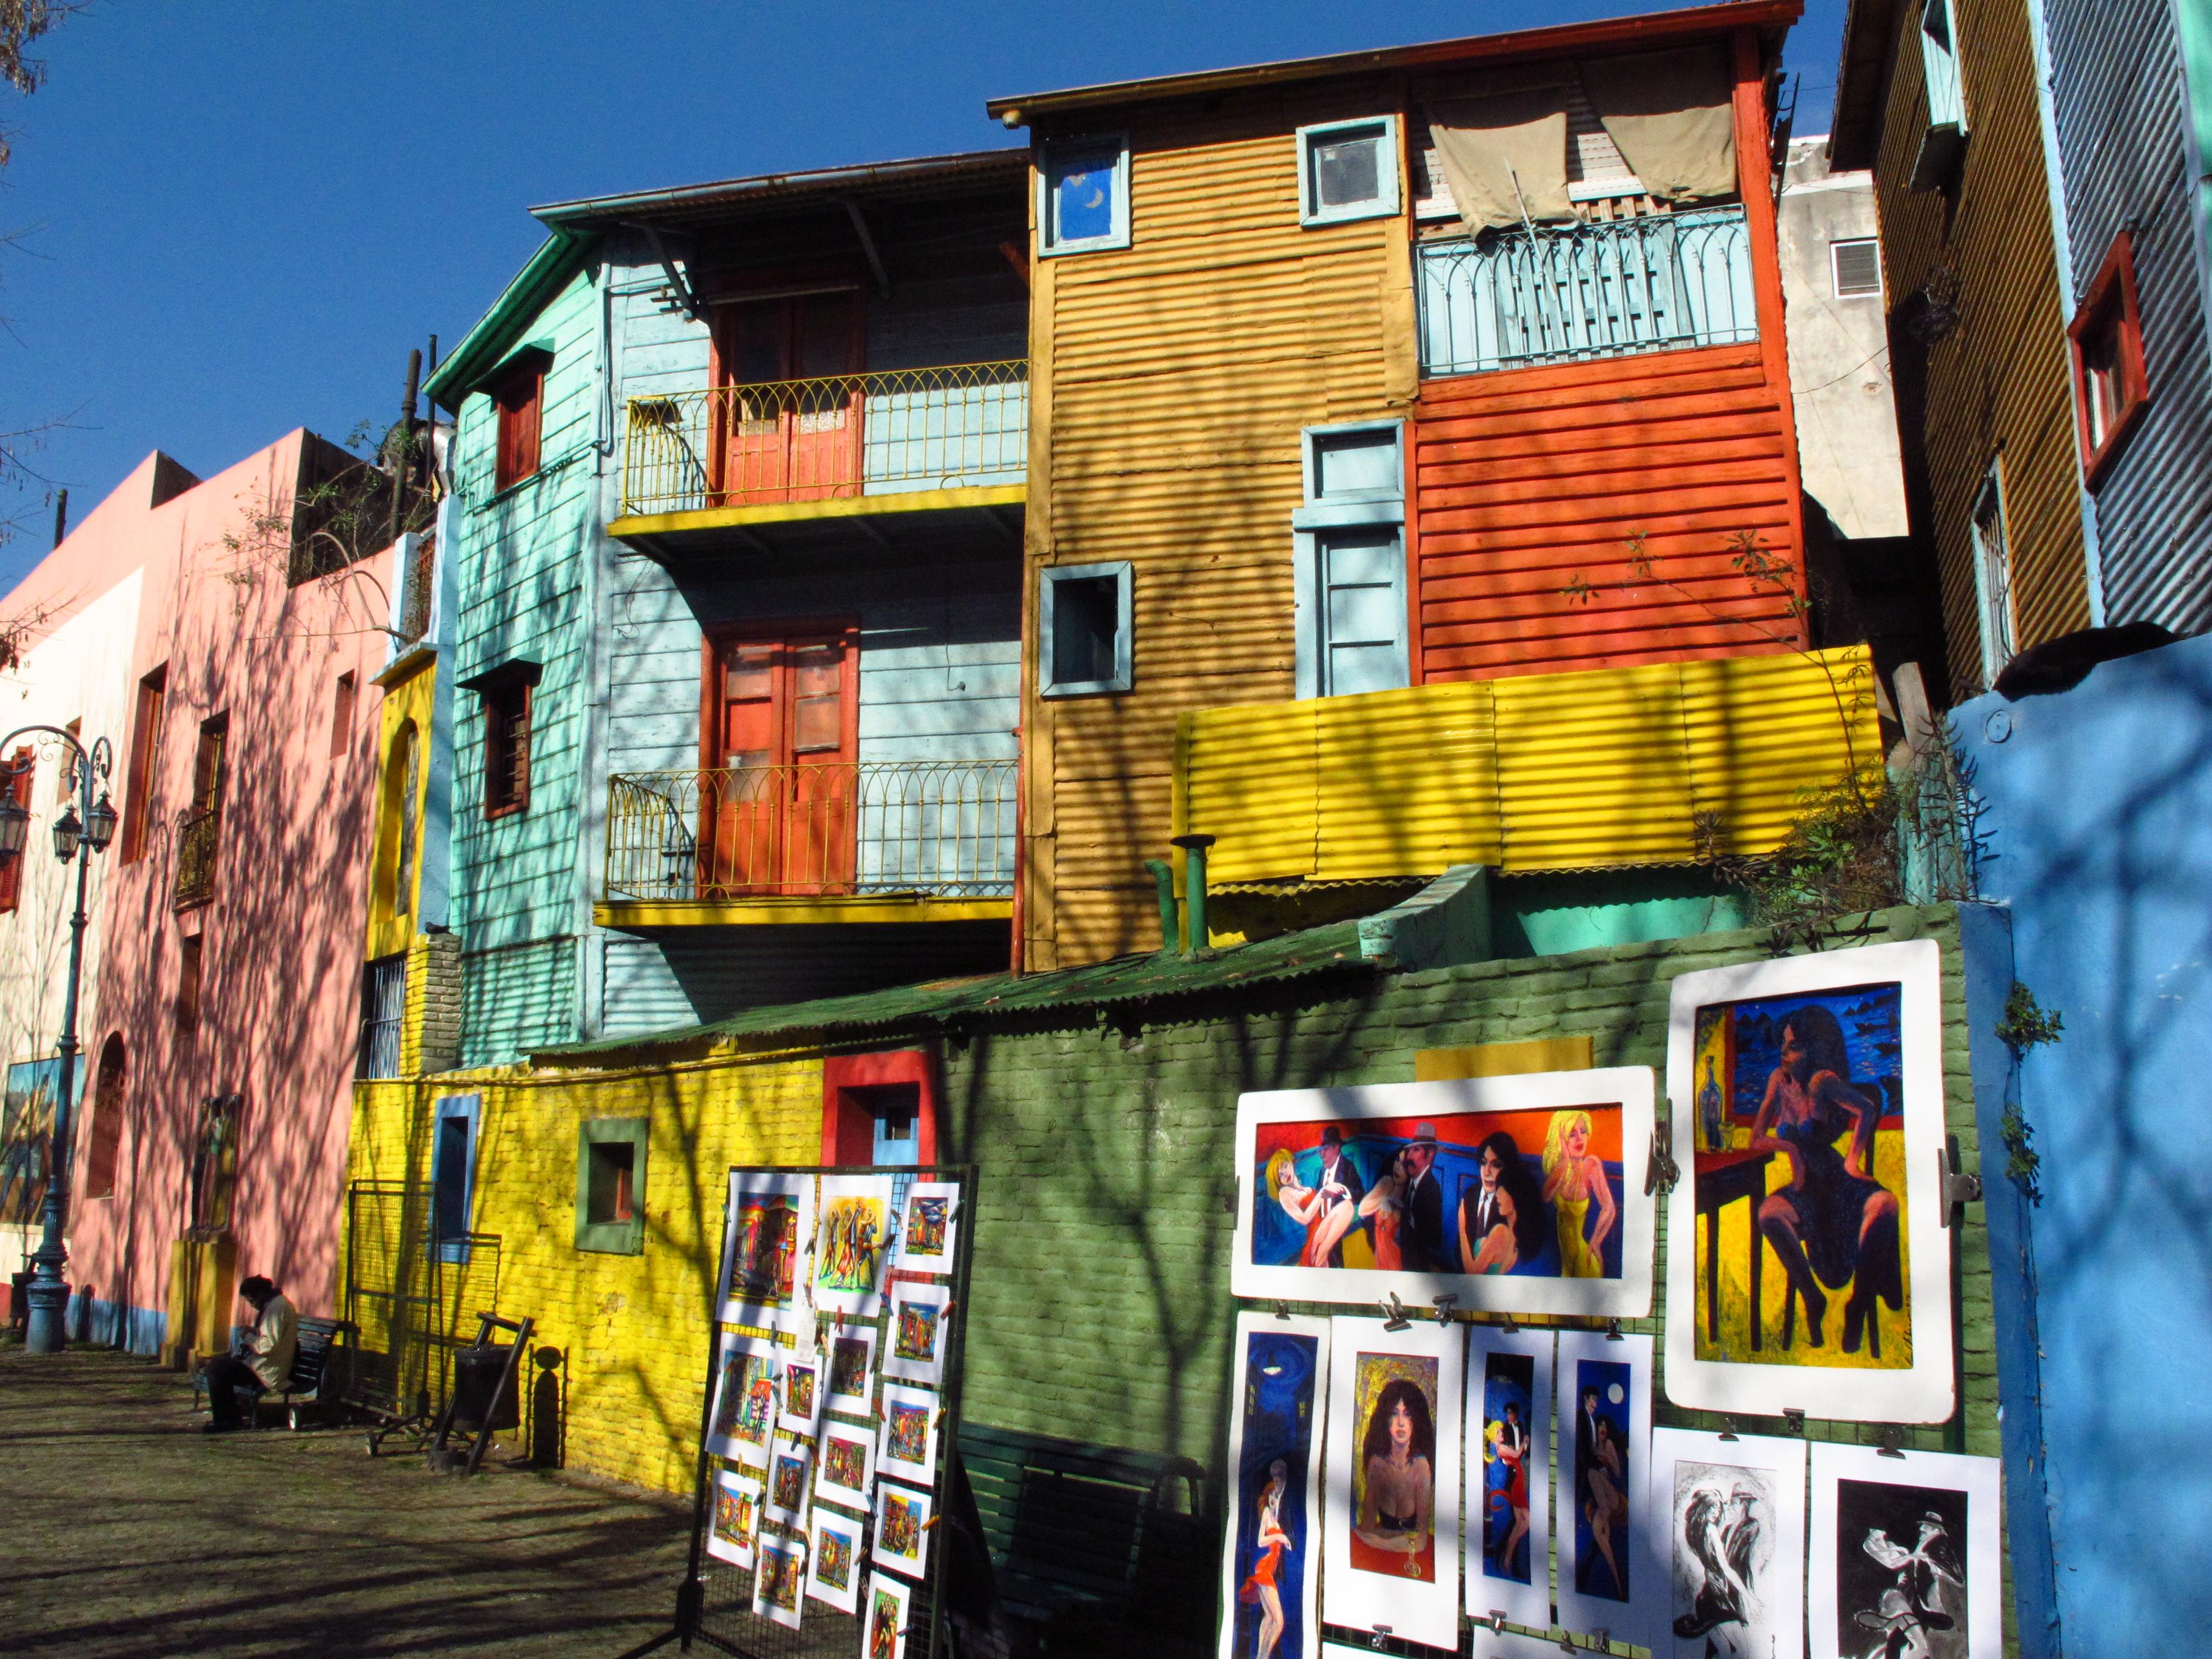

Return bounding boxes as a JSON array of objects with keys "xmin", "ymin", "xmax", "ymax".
[
  {"xmin": 1216, "ymin": 1312, "xmax": 1329, "ymax": 1659},
  {"xmin": 814, "ymin": 1175, "xmax": 894, "ymax": 1316},
  {"xmin": 1466, "ymin": 1327, "xmax": 1553, "ymax": 1632},
  {"xmin": 1321, "ymin": 1315, "xmax": 1463, "ymax": 1650},
  {"xmin": 706, "ymin": 1468, "xmax": 762, "ymax": 1568},
  {"xmin": 1666, "ymin": 940, "xmax": 1955, "ymax": 1423},
  {"xmin": 1808, "ymin": 1444, "xmax": 2002, "ymax": 1659},
  {"xmin": 806, "ymin": 1506, "xmax": 865, "ymax": 1616},
  {"xmin": 0, "ymin": 1058, "xmax": 73, "ymax": 1223},
  {"xmin": 717, "ymin": 1171, "xmax": 814, "ymax": 1331},
  {"xmin": 1555, "ymin": 1330, "xmax": 1654, "ymax": 1643},
  {"xmin": 1645, "ymin": 1429, "xmax": 1806, "ymax": 1659},
  {"xmin": 1233, "ymin": 1072, "xmax": 1655, "ymax": 1316},
  {"xmin": 706, "ymin": 1333, "xmax": 779, "ymax": 1468}
]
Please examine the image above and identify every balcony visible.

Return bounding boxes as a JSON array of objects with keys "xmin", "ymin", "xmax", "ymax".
[
  {"xmin": 1417, "ymin": 204, "xmax": 1756, "ymax": 377},
  {"xmin": 173, "ymin": 806, "xmax": 220, "ymax": 908},
  {"xmin": 610, "ymin": 361, "xmax": 1028, "ymax": 552},
  {"xmin": 599, "ymin": 760, "xmax": 1017, "ymax": 926}
]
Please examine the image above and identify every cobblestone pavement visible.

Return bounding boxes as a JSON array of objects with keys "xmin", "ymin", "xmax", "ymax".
[{"xmin": 0, "ymin": 1344, "xmax": 695, "ymax": 1657}]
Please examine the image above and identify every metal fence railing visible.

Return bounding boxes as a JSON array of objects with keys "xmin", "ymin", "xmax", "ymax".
[
  {"xmin": 1417, "ymin": 203, "xmax": 1757, "ymax": 377},
  {"xmin": 605, "ymin": 760, "xmax": 1017, "ymax": 903},
  {"xmin": 173, "ymin": 806, "xmax": 220, "ymax": 908},
  {"xmin": 620, "ymin": 360, "xmax": 1028, "ymax": 517}
]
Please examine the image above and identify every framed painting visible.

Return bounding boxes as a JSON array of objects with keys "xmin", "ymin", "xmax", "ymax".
[
  {"xmin": 705, "ymin": 1333, "xmax": 780, "ymax": 1468},
  {"xmin": 1465, "ymin": 1326, "xmax": 1553, "ymax": 1632},
  {"xmin": 884, "ymin": 1281, "xmax": 951, "ymax": 1386},
  {"xmin": 893, "ymin": 1178, "xmax": 962, "ymax": 1273},
  {"xmin": 823, "ymin": 1323, "xmax": 879, "ymax": 1416},
  {"xmin": 1809, "ymin": 1443, "xmax": 2001, "ymax": 1659},
  {"xmin": 806, "ymin": 1504, "xmax": 866, "ymax": 1615},
  {"xmin": 1216, "ymin": 1312, "xmax": 1329, "ymax": 1659},
  {"xmin": 816, "ymin": 1418, "xmax": 876, "ymax": 1509},
  {"xmin": 1555, "ymin": 1329, "xmax": 1653, "ymax": 1645},
  {"xmin": 779, "ymin": 1347, "xmax": 825, "ymax": 1436},
  {"xmin": 764, "ymin": 1430, "xmax": 814, "ymax": 1532},
  {"xmin": 864, "ymin": 1571, "xmax": 914, "ymax": 1659},
  {"xmin": 717, "ymin": 1171, "xmax": 814, "ymax": 1331},
  {"xmin": 706, "ymin": 1467, "xmax": 762, "ymax": 1568},
  {"xmin": 751, "ymin": 1529, "xmax": 808, "ymax": 1631},
  {"xmin": 813, "ymin": 1174, "xmax": 895, "ymax": 1316},
  {"xmin": 873, "ymin": 1479, "xmax": 936, "ymax": 1579},
  {"xmin": 1664, "ymin": 939, "xmax": 1955, "ymax": 1423},
  {"xmin": 1233, "ymin": 1071, "xmax": 1655, "ymax": 1318},
  {"xmin": 1319, "ymin": 1315, "xmax": 1463, "ymax": 1651},
  {"xmin": 1645, "ymin": 1428, "xmax": 1806, "ymax": 1659},
  {"xmin": 877, "ymin": 1381, "xmax": 941, "ymax": 1487}
]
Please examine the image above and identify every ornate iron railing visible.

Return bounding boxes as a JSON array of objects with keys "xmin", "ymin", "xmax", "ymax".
[
  {"xmin": 1417, "ymin": 204, "xmax": 1756, "ymax": 377},
  {"xmin": 605, "ymin": 760, "xmax": 1017, "ymax": 903},
  {"xmin": 620, "ymin": 361, "xmax": 1028, "ymax": 517},
  {"xmin": 173, "ymin": 806, "xmax": 220, "ymax": 908}
]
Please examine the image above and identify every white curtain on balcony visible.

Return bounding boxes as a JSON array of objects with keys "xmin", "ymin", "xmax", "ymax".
[
  {"xmin": 1577, "ymin": 44, "xmax": 1738, "ymax": 204},
  {"xmin": 1427, "ymin": 63, "xmax": 1576, "ymax": 234}
]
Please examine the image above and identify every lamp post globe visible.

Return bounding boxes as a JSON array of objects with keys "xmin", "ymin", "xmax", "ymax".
[
  {"xmin": 84, "ymin": 793, "xmax": 119, "ymax": 854},
  {"xmin": 0, "ymin": 791, "xmax": 27, "ymax": 860},
  {"xmin": 52, "ymin": 805, "xmax": 82, "ymax": 863}
]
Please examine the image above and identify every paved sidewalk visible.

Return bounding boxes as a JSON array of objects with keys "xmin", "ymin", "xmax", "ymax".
[{"xmin": 0, "ymin": 1344, "xmax": 694, "ymax": 1657}]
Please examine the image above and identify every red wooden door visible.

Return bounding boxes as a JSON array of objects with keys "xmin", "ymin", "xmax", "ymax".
[
  {"xmin": 714, "ymin": 293, "xmax": 862, "ymax": 503},
  {"xmin": 703, "ymin": 629, "xmax": 857, "ymax": 894}
]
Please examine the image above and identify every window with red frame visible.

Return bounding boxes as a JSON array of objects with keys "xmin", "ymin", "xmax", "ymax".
[
  {"xmin": 0, "ymin": 747, "xmax": 32, "ymax": 913},
  {"xmin": 491, "ymin": 354, "xmax": 546, "ymax": 491},
  {"xmin": 474, "ymin": 663, "xmax": 538, "ymax": 819},
  {"xmin": 2069, "ymin": 232, "xmax": 2150, "ymax": 486}
]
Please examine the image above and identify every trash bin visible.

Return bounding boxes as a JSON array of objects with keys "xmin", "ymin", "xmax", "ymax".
[{"xmin": 451, "ymin": 1347, "xmax": 520, "ymax": 1431}]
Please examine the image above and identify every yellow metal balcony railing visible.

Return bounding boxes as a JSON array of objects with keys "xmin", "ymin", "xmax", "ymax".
[
  {"xmin": 1174, "ymin": 647, "xmax": 1883, "ymax": 883},
  {"xmin": 620, "ymin": 361, "xmax": 1028, "ymax": 518},
  {"xmin": 173, "ymin": 806, "xmax": 221, "ymax": 908},
  {"xmin": 606, "ymin": 761, "xmax": 1017, "ymax": 903}
]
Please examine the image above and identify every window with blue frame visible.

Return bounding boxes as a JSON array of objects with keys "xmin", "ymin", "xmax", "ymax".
[
  {"xmin": 1040, "ymin": 136, "xmax": 1131, "ymax": 255},
  {"xmin": 1294, "ymin": 423, "xmax": 1409, "ymax": 699},
  {"xmin": 430, "ymin": 1093, "xmax": 480, "ymax": 1263}
]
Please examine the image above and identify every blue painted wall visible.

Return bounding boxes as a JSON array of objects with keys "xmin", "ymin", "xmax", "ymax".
[{"xmin": 1955, "ymin": 632, "xmax": 2212, "ymax": 1655}]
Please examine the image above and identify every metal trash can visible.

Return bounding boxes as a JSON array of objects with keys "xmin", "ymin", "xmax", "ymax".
[{"xmin": 451, "ymin": 1347, "xmax": 520, "ymax": 1431}]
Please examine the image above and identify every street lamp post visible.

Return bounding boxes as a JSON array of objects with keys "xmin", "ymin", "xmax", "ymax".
[{"xmin": 0, "ymin": 726, "xmax": 118, "ymax": 1353}]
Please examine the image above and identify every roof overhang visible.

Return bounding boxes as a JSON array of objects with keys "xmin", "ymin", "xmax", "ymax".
[
  {"xmin": 1829, "ymin": 0, "xmax": 1908, "ymax": 170},
  {"xmin": 423, "ymin": 230, "xmax": 594, "ymax": 412},
  {"xmin": 528, "ymin": 148, "xmax": 1028, "ymax": 234}
]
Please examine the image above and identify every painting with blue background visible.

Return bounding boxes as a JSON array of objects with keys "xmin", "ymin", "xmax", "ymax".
[
  {"xmin": 1569, "ymin": 1357, "xmax": 1633, "ymax": 1602},
  {"xmin": 1711, "ymin": 982, "xmax": 1904, "ymax": 1130},
  {"xmin": 1479, "ymin": 1350, "xmax": 1536, "ymax": 1584},
  {"xmin": 1230, "ymin": 1327, "xmax": 1319, "ymax": 1659}
]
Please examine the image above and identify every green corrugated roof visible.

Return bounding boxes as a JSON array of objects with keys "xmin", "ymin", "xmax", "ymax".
[{"xmin": 531, "ymin": 920, "xmax": 1375, "ymax": 1065}]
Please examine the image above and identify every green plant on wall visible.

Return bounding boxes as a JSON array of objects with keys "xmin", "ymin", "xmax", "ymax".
[{"xmin": 1994, "ymin": 981, "xmax": 2062, "ymax": 1203}]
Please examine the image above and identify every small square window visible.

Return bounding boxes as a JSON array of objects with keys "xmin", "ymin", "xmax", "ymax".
[
  {"xmin": 1305, "ymin": 423, "xmax": 1404, "ymax": 503},
  {"xmin": 576, "ymin": 1118, "xmax": 649, "ymax": 1255},
  {"xmin": 2068, "ymin": 231, "xmax": 2150, "ymax": 486},
  {"xmin": 1039, "ymin": 137, "xmax": 1130, "ymax": 255},
  {"xmin": 1039, "ymin": 562, "xmax": 1133, "ymax": 697},
  {"xmin": 1298, "ymin": 117, "xmax": 1401, "ymax": 226},
  {"xmin": 1832, "ymin": 238, "xmax": 1883, "ymax": 298}
]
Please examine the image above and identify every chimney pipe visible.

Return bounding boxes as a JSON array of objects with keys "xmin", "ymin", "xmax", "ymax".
[
  {"xmin": 391, "ymin": 347, "xmax": 422, "ymax": 546},
  {"xmin": 1142, "ymin": 859, "xmax": 1178, "ymax": 954},
  {"xmin": 1170, "ymin": 834, "xmax": 1216, "ymax": 959},
  {"xmin": 51, "ymin": 489, "xmax": 67, "ymax": 549}
]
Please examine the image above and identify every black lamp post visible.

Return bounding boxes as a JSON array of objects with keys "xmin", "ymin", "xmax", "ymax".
[{"xmin": 0, "ymin": 727, "xmax": 116, "ymax": 1354}]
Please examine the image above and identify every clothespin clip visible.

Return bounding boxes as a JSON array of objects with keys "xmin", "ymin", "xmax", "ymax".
[
  {"xmin": 1433, "ymin": 1294, "xmax": 1458, "ymax": 1324},
  {"xmin": 1940, "ymin": 1134, "xmax": 1981, "ymax": 1226},
  {"xmin": 1878, "ymin": 1424, "xmax": 1907, "ymax": 1460},
  {"xmin": 1783, "ymin": 1407, "xmax": 1806, "ymax": 1436},
  {"xmin": 1604, "ymin": 1318, "xmax": 1624, "ymax": 1342},
  {"xmin": 1644, "ymin": 1111, "xmax": 1680, "ymax": 1197},
  {"xmin": 1718, "ymin": 1415, "xmax": 1740, "ymax": 1443},
  {"xmin": 1381, "ymin": 1293, "xmax": 1411, "ymax": 1331},
  {"xmin": 1273, "ymin": 1300, "xmax": 1293, "ymax": 1321}
]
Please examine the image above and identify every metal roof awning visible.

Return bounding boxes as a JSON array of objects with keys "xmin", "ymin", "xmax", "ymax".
[{"xmin": 531, "ymin": 149, "xmax": 1028, "ymax": 232}]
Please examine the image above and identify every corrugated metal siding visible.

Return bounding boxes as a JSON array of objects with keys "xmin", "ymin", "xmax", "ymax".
[
  {"xmin": 1415, "ymin": 342, "xmax": 1806, "ymax": 679},
  {"xmin": 460, "ymin": 937, "xmax": 580, "ymax": 1068},
  {"xmin": 2045, "ymin": 0, "xmax": 2212, "ymax": 634},
  {"xmin": 1178, "ymin": 645, "xmax": 1879, "ymax": 879},
  {"xmin": 1867, "ymin": 0, "xmax": 2091, "ymax": 696}
]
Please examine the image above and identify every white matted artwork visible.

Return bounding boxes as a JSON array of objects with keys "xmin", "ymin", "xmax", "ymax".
[
  {"xmin": 1320, "ymin": 1315, "xmax": 1463, "ymax": 1651},
  {"xmin": 864, "ymin": 1570, "xmax": 915, "ymax": 1659},
  {"xmin": 806, "ymin": 1504, "xmax": 866, "ymax": 1616},
  {"xmin": 764, "ymin": 1430, "xmax": 814, "ymax": 1532},
  {"xmin": 1665, "ymin": 939, "xmax": 1955, "ymax": 1423},
  {"xmin": 1464, "ymin": 1326, "xmax": 1553, "ymax": 1632},
  {"xmin": 823, "ymin": 1322, "xmax": 879, "ymax": 1416},
  {"xmin": 779, "ymin": 1345, "xmax": 826, "ymax": 1436},
  {"xmin": 1335, "ymin": 1631, "xmax": 1561, "ymax": 1659},
  {"xmin": 816, "ymin": 1417, "xmax": 876, "ymax": 1510},
  {"xmin": 1233, "ymin": 1071, "xmax": 1655, "ymax": 1318},
  {"xmin": 751, "ymin": 1529, "xmax": 808, "ymax": 1631},
  {"xmin": 884, "ymin": 1279, "xmax": 952, "ymax": 1386},
  {"xmin": 1217, "ymin": 1312, "xmax": 1329, "ymax": 1659},
  {"xmin": 717, "ymin": 1171, "xmax": 814, "ymax": 1331},
  {"xmin": 1646, "ymin": 1428, "xmax": 1806, "ymax": 1659},
  {"xmin": 873, "ymin": 1479, "xmax": 936, "ymax": 1580},
  {"xmin": 877, "ymin": 1381, "xmax": 942, "ymax": 1487},
  {"xmin": 706, "ymin": 1467, "xmax": 762, "ymax": 1568},
  {"xmin": 1809, "ymin": 1443, "xmax": 2000, "ymax": 1659},
  {"xmin": 813, "ymin": 1174, "xmax": 896, "ymax": 1317},
  {"xmin": 705, "ymin": 1332, "xmax": 780, "ymax": 1468},
  {"xmin": 893, "ymin": 1178, "xmax": 962, "ymax": 1273},
  {"xmin": 1555, "ymin": 1329, "xmax": 1654, "ymax": 1646}
]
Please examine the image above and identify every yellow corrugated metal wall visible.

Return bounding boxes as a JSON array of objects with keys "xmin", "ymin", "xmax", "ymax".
[
  {"xmin": 1022, "ymin": 78, "xmax": 1417, "ymax": 970},
  {"xmin": 1177, "ymin": 645, "xmax": 1881, "ymax": 879},
  {"xmin": 1868, "ymin": 0, "xmax": 2091, "ymax": 699}
]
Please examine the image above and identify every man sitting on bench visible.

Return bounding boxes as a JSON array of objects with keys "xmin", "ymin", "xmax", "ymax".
[{"xmin": 203, "ymin": 1275, "xmax": 297, "ymax": 1434}]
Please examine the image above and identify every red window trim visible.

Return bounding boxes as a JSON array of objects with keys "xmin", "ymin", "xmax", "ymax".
[
  {"xmin": 697, "ymin": 618, "xmax": 862, "ymax": 774},
  {"xmin": 2068, "ymin": 230, "xmax": 2151, "ymax": 488},
  {"xmin": 490, "ymin": 352, "xmax": 548, "ymax": 493},
  {"xmin": 821, "ymin": 1050, "xmax": 940, "ymax": 1167},
  {"xmin": 0, "ymin": 746, "xmax": 31, "ymax": 913},
  {"xmin": 467, "ymin": 660, "xmax": 541, "ymax": 822}
]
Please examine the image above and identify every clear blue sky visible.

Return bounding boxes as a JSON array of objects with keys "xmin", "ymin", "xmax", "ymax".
[{"xmin": 0, "ymin": 0, "xmax": 1845, "ymax": 591}]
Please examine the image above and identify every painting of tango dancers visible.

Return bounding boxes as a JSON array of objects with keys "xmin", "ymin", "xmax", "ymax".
[
  {"xmin": 1809, "ymin": 1444, "xmax": 2002, "ymax": 1659},
  {"xmin": 1465, "ymin": 1326, "xmax": 1552, "ymax": 1631},
  {"xmin": 813, "ymin": 1175, "xmax": 894, "ymax": 1315},
  {"xmin": 1556, "ymin": 1329, "xmax": 1653, "ymax": 1641},
  {"xmin": 1215, "ymin": 1312, "xmax": 1327, "ymax": 1659},
  {"xmin": 1647, "ymin": 1428, "xmax": 1805, "ymax": 1659}
]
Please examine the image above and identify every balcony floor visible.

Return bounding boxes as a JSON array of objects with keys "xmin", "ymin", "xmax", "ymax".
[
  {"xmin": 596, "ymin": 894, "xmax": 1013, "ymax": 928},
  {"xmin": 608, "ymin": 484, "xmax": 1024, "ymax": 561}
]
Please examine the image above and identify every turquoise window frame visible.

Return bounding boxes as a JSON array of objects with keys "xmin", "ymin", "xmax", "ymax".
[
  {"xmin": 1296, "ymin": 116, "xmax": 1401, "ymax": 228},
  {"xmin": 1293, "ymin": 422, "xmax": 1408, "ymax": 701},
  {"xmin": 1039, "ymin": 561, "xmax": 1134, "ymax": 697},
  {"xmin": 575, "ymin": 1116, "xmax": 649, "ymax": 1256},
  {"xmin": 1038, "ymin": 135, "xmax": 1131, "ymax": 256}
]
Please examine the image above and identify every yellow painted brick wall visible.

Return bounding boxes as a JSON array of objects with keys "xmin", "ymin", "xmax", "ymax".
[{"xmin": 341, "ymin": 1054, "xmax": 823, "ymax": 1493}]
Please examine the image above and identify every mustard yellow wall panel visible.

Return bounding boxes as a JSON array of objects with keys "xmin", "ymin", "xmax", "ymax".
[
  {"xmin": 1181, "ymin": 701, "xmax": 1320, "ymax": 884},
  {"xmin": 1315, "ymin": 680, "xmax": 1501, "ymax": 878},
  {"xmin": 1493, "ymin": 657, "xmax": 1700, "ymax": 872},
  {"xmin": 1677, "ymin": 649, "xmax": 1883, "ymax": 857},
  {"xmin": 365, "ymin": 660, "xmax": 437, "ymax": 964}
]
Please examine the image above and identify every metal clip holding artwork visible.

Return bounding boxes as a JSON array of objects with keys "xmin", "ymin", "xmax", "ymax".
[
  {"xmin": 1432, "ymin": 1293, "xmax": 1458, "ymax": 1325},
  {"xmin": 1940, "ymin": 1134, "xmax": 1982, "ymax": 1226},
  {"xmin": 1877, "ymin": 1423, "xmax": 1908, "ymax": 1459},
  {"xmin": 1644, "ymin": 1107, "xmax": 1680, "ymax": 1198},
  {"xmin": 1783, "ymin": 1407, "xmax": 1806, "ymax": 1435},
  {"xmin": 1273, "ymin": 1300, "xmax": 1293, "ymax": 1322},
  {"xmin": 1483, "ymin": 1609, "xmax": 1510, "ymax": 1634},
  {"xmin": 1381, "ymin": 1292, "xmax": 1412, "ymax": 1331}
]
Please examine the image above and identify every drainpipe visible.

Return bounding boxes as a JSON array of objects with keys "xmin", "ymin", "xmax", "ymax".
[
  {"xmin": 1142, "ymin": 859, "xmax": 1178, "ymax": 954},
  {"xmin": 1170, "ymin": 834, "xmax": 1216, "ymax": 959}
]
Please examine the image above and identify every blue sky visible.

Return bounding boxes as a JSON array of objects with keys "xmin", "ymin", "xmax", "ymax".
[{"xmin": 0, "ymin": 0, "xmax": 1844, "ymax": 591}]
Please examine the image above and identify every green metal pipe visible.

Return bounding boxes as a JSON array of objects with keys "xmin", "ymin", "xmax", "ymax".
[
  {"xmin": 1141, "ymin": 859, "xmax": 1179, "ymax": 954},
  {"xmin": 1170, "ymin": 834, "xmax": 1216, "ymax": 958}
]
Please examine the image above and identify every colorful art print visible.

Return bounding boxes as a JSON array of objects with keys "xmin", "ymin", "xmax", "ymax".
[
  {"xmin": 1320, "ymin": 1316, "xmax": 1462, "ymax": 1651},
  {"xmin": 1233, "ymin": 1070, "xmax": 1655, "ymax": 1318},
  {"xmin": 865, "ymin": 1572, "xmax": 914, "ymax": 1659},
  {"xmin": 1, "ymin": 1057, "xmax": 76, "ymax": 1224},
  {"xmin": 1329, "ymin": 1635, "xmax": 1563, "ymax": 1659},
  {"xmin": 823, "ymin": 1325, "xmax": 879, "ymax": 1415},
  {"xmin": 883, "ymin": 1281, "xmax": 951, "ymax": 1385},
  {"xmin": 1665, "ymin": 940, "xmax": 1955, "ymax": 1424},
  {"xmin": 806, "ymin": 1509, "xmax": 865, "ymax": 1615},
  {"xmin": 1465, "ymin": 1326, "xmax": 1553, "ymax": 1632},
  {"xmin": 817, "ymin": 1423, "xmax": 875, "ymax": 1503},
  {"xmin": 752, "ymin": 1533, "xmax": 808, "ymax": 1631},
  {"xmin": 780, "ymin": 1354, "xmax": 823, "ymax": 1434},
  {"xmin": 706, "ymin": 1335, "xmax": 779, "ymax": 1467},
  {"xmin": 893, "ymin": 1179, "xmax": 961, "ymax": 1272},
  {"xmin": 1555, "ymin": 1329, "xmax": 1654, "ymax": 1645},
  {"xmin": 706, "ymin": 1469, "xmax": 762, "ymax": 1568},
  {"xmin": 876, "ymin": 1382, "xmax": 940, "ymax": 1486},
  {"xmin": 813, "ymin": 1175, "xmax": 895, "ymax": 1315},
  {"xmin": 765, "ymin": 1432, "xmax": 813, "ymax": 1529},
  {"xmin": 1808, "ymin": 1444, "xmax": 2002, "ymax": 1659},
  {"xmin": 717, "ymin": 1172, "xmax": 814, "ymax": 1330},
  {"xmin": 1645, "ymin": 1429, "xmax": 1806, "ymax": 1659},
  {"xmin": 1216, "ymin": 1313, "xmax": 1329, "ymax": 1659},
  {"xmin": 873, "ymin": 1479, "xmax": 936, "ymax": 1577}
]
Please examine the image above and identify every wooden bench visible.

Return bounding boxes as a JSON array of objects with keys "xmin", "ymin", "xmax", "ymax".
[
  {"xmin": 957, "ymin": 1421, "xmax": 1211, "ymax": 1638},
  {"xmin": 192, "ymin": 1316, "xmax": 357, "ymax": 1430}
]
